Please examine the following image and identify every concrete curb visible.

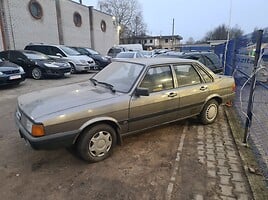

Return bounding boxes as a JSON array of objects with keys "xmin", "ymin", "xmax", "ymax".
[{"xmin": 224, "ymin": 106, "xmax": 268, "ymax": 200}]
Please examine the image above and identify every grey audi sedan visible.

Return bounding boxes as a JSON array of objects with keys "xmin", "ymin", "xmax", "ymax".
[{"xmin": 15, "ymin": 58, "xmax": 235, "ymax": 162}]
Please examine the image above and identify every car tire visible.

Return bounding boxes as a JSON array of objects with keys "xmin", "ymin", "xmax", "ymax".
[
  {"xmin": 76, "ymin": 124, "xmax": 117, "ymax": 162},
  {"xmin": 199, "ymin": 99, "xmax": 219, "ymax": 125},
  {"xmin": 31, "ymin": 67, "xmax": 42, "ymax": 80},
  {"xmin": 70, "ymin": 63, "xmax": 76, "ymax": 74}
]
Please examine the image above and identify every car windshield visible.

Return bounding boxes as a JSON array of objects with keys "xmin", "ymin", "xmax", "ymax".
[
  {"xmin": 92, "ymin": 62, "xmax": 144, "ymax": 93},
  {"xmin": 86, "ymin": 48, "xmax": 99, "ymax": 55},
  {"xmin": 23, "ymin": 52, "xmax": 50, "ymax": 60},
  {"xmin": 60, "ymin": 46, "xmax": 81, "ymax": 56},
  {"xmin": 116, "ymin": 52, "xmax": 135, "ymax": 58}
]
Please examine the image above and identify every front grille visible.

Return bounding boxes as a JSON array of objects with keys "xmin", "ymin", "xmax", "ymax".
[{"xmin": 3, "ymin": 69, "xmax": 20, "ymax": 74}]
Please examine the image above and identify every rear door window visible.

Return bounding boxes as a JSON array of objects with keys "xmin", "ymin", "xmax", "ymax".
[{"xmin": 173, "ymin": 64, "xmax": 201, "ymax": 87}]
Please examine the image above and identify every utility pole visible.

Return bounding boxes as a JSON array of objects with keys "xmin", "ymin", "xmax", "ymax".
[{"xmin": 172, "ymin": 18, "xmax": 174, "ymax": 49}]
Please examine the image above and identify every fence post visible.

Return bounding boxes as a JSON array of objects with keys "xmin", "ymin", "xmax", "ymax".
[{"xmin": 243, "ymin": 30, "xmax": 263, "ymax": 143}]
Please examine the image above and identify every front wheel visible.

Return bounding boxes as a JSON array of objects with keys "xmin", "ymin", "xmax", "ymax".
[
  {"xmin": 199, "ymin": 99, "xmax": 219, "ymax": 125},
  {"xmin": 31, "ymin": 67, "xmax": 42, "ymax": 80},
  {"xmin": 70, "ymin": 63, "xmax": 76, "ymax": 74},
  {"xmin": 76, "ymin": 124, "xmax": 117, "ymax": 162}
]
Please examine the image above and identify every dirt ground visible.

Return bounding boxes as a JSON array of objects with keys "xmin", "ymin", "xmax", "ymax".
[{"xmin": 0, "ymin": 74, "xmax": 252, "ymax": 200}]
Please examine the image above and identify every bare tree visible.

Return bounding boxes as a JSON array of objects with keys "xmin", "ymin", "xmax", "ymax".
[
  {"xmin": 98, "ymin": 0, "xmax": 147, "ymax": 37},
  {"xmin": 204, "ymin": 24, "xmax": 243, "ymax": 41},
  {"xmin": 186, "ymin": 37, "xmax": 195, "ymax": 45}
]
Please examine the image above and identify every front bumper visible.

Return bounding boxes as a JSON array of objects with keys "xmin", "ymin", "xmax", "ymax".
[
  {"xmin": 45, "ymin": 67, "xmax": 71, "ymax": 77},
  {"xmin": 15, "ymin": 111, "xmax": 80, "ymax": 150},
  {"xmin": 0, "ymin": 73, "xmax": 26, "ymax": 86}
]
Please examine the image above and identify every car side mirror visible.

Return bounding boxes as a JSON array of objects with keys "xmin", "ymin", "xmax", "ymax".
[
  {"xmin": 135, "ymin": 87, "xmax": 149, "ymax": 96},
  {"xmin": 56, "ymin": 53, "xmax": 63, "ymax": 58}
]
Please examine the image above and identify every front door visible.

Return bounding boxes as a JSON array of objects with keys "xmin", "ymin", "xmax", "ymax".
[{"xmin": 128, "ymin": 65, "xmax": 179, "ymax": 132}]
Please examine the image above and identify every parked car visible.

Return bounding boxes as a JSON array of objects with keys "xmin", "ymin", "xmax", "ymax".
[
  {"xmin": 141, "ymin": 50, "xmax": 154, "ymax": 58},
  {"xmin": 0, "ymin": 58, "xmax": 26, "ymax": 86},
  {"xmin": 158, "ymin": 51, "xmax": 223, "ymax": 74},
  {"xmin": 113, "ymin": 51, "xmax": 144, "ymax": 60},
  {"xmin": 15, "ymin": 58, "xmax": 235, "ymax": 162},
  {"xmin": 24, "ymin": 44, "xmax": 95, "ymax": 73},
  {"xmin": 70, "ymin": 47, "xmax": 110, "ymax": 69},
  {"xmin": 0, "ymin": 50, "xmax": 71, "ymax": 79},
  {"xmin": 107, "ymin": 46, "xmax": 126, "ymax": 58}
]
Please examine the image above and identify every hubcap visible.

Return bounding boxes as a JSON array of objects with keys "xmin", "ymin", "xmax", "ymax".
[
  {"xmin": 88, "ymin": 131, "xmax": 112, "ymax": 157},
  {"xmin": 206, "ymin": 104, "xmax": 217, "ymax": 121},
  {"xmin": 32, "ymin": 68, "xmax": 41, "ymax": 79}
]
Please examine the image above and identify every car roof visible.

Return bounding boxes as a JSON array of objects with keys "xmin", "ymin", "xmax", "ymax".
[{"xmin": 114, "ymin": 57, "xmax": 199, "ymax": 66}]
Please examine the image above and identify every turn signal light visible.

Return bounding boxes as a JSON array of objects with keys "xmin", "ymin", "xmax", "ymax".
[
  {"xmin": 32, "ymin": 124, "xmax": 45, "ymax": 137},
  {"xmin": 231, "ymin": 83, "xmax": 236, "ymax": 92}
]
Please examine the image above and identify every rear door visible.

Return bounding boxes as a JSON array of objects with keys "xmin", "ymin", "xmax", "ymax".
[
  {"xmin": 128, "ymin": 65, "xmax": 179, "ymax": 132},
  {"xmin": 173, "ymin": 64, "xmax": 210, "ymax": 118}
]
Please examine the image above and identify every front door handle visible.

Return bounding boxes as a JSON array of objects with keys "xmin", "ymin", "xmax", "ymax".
[
  {"xmin": 200, "ymin": 86, "xmax": 208, "ymax": 91},
  {"xmin": 168, "ymin": 92, "xmax": 177, "ymax": 97}
]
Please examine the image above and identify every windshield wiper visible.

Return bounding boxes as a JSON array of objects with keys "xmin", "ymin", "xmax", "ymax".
[
  {"xmin": 89, "ymin": 78, "xmax": 98, "ymax": 86},
  {"xmin": 98, "ymin": 81, "xmax": 116, "ymax": 93},
  {"xmin": 89, "ymin": 78, "xmax": 116, "ymax": 93}
]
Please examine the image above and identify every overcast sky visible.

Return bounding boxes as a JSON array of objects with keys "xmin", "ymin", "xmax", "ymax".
[{"xmin": 78, "ymin": 0, "xmax": 267, "ymax": 42}]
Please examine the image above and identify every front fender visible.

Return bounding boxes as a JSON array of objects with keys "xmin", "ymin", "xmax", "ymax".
[{"xmin": 78, "ymin": 117, "xmax": 122, "ymax": 145}]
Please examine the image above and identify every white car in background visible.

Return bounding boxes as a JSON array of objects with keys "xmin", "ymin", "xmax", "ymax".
[
  {"xmin": 25, "ymin": 44, "xmax": 95, "ymax": 73},
  {"xmin": 113, "ymin": 51, "xmax": 144, "ymax": 61}
]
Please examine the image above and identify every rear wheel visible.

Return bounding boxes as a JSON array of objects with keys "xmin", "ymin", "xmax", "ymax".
[
  {"xmin": 199, "ymin": 99, "xmax": 219, "ymax": 124},
  {"xmin": 76, "ymin": 124, "xmax": 117, "ymax": 162},
  {"xmin": 31, "ymin": 67, "xmax": 42, "ymax": 80}
]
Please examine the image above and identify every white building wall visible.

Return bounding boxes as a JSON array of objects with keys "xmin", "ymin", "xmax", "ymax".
[
  {"xmin": 59, "ymin": 1, "xmax": 91, "ymax": 47},
  {"xmin": 0, "ymin": 0, "xmax": 117, "ymax": 53},
  {"xmin": 5, "ymin": 0, "xmax": 59, "ymax": 49},
  {"xmin": 0, "ymin": 30, "xmax": 3, "ymax": 51},
  {"xmin": 92, "ymin": 9, "xmax": 118, "ymax": 55}
]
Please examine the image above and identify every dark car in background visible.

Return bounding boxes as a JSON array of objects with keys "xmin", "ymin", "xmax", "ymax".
[
  {"xmin": 158, "ymin": 51, "xmax": 223, "ymax": 74},
  {"xmin": 0, "ymin": 50, "xmax": 71, "ymax": 80},
  {"xmin": 0, "ymin": 58, "xmax": 26, "ymax": 86},
  {"xmin": 70, "ymin": 47, "xmax": 110, "ymax": 69},
  {"xmin": 107, "ymin": 46, "xmax": 126, "ymax": 58}
]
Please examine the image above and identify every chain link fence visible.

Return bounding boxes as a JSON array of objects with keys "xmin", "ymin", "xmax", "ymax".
[{"xmin": 215, "ymin": 28, "xmax": 268, "ymax": 183}]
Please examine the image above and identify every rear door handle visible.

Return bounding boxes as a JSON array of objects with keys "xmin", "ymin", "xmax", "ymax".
[
  {"xmin": 168, "ymin": 92, "xmax": 177, "ymax": 97},
  {"xmin": 200, "ymin": 86, "xmax": 208, "ymax": 91}
]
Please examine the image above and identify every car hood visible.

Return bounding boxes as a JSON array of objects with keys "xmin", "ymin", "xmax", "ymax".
[
  {"xmin": 18, "ymin": 81, "xmax": 120, "ymax": 120},
  {"xmin": 33, "ymin": 59, "xmax": 69, "ymax": 67},
  {"xmin": 68, "ymin": 55, "xmax": 94, "ymax": 62},
  {"xmin": 0, "ymin": 61, "xmax": 19, "ymax": 69}
]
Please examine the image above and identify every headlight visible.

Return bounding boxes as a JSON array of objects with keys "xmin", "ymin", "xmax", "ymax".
[
  {"xmin": 79, "ymin": 60, "xmax": 87, "ymax": 64},
  {"xmin": 25, "ymin": 118, "xmax": 33, "ymax": 133},
  {"xmin": 102, "ymin": 56, "xmax": 108, "ymax": 61},
  {"xmin": 44, "ymin": 63, "xmax": 59, "ymax": 68},
  {"xmin": 18, "ymin": 66, "xmax": 24, "ymax": 73},
  {"xmin": 0, "ymin": 71, "xmax": 3, "ymax": 75}
]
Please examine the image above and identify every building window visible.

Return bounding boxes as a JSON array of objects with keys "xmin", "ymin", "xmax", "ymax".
[
  {"xmin": 165, "ymin": 39, "xmax": 169, "ymax": 43},
  {"xmin": 144, "ymin": 40, "xmax": 147, "ymax": 44},
  {"xmin": 150, "ymin": 39, "xmax": 153, "ymax": 43},
  {"xmin": 100, "ymin": 20, "xmax": 106, "ymax": 32},
  {"xmin": 28, "ymin": 0, "xmax": 43, "ymax": 19},
  {"xmin": 73, "ymin": 12, "xmax": 82, "ymax": 27}
]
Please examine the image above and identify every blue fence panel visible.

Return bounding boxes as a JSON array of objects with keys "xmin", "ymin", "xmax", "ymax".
[{"xmin": 215, "ymin": 28, "xmax": 268, "ymax": 183}]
